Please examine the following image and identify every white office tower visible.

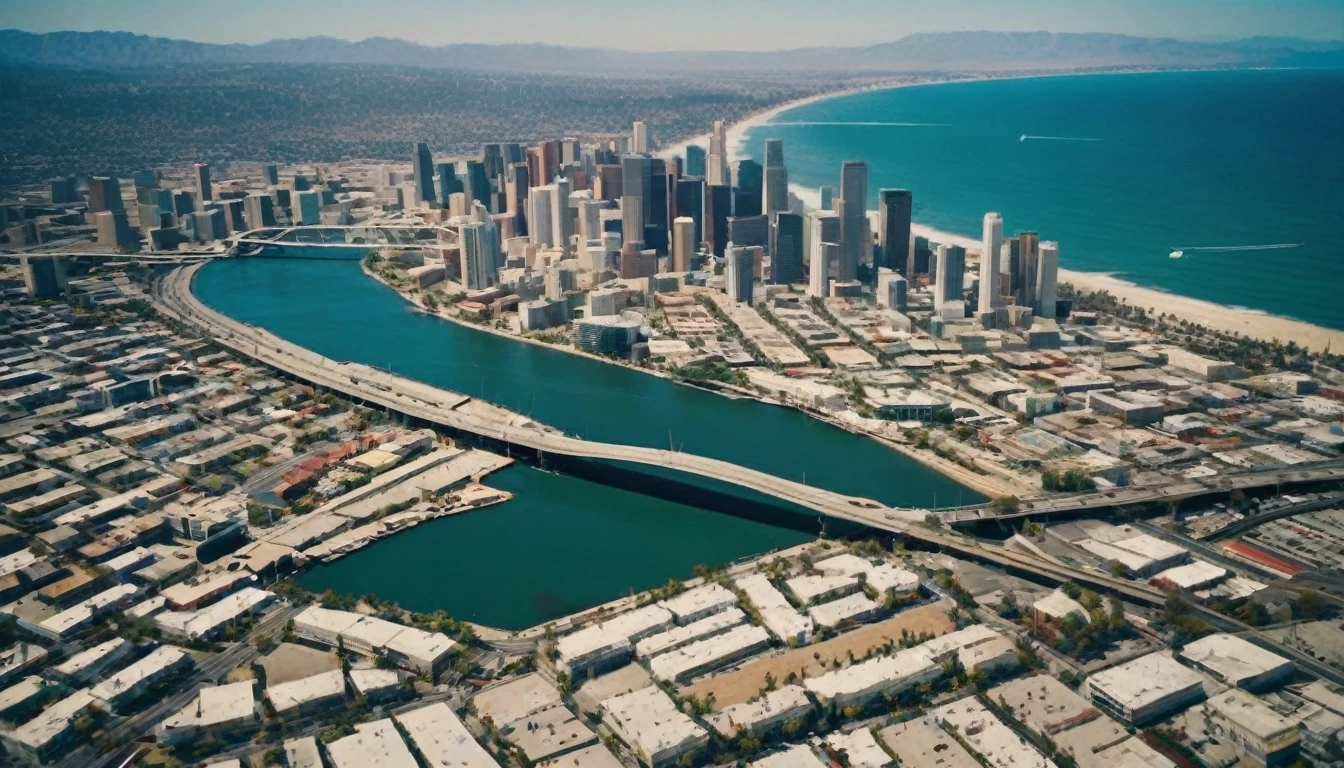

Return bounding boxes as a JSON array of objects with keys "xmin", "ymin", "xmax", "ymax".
[
  {"xmin": 762, "ymin": 138, "xmax": 788, "ymax": 215},
  {"xmin": 837, "ymin": 161, "xmax": 868, "ymax": 282},
  {"xmin": 632, "ymin": 121, "xmax": 649, "ymax": 154},
  {"xmin": 621, "ymin": 195, "xmax": 643, "ymax": 247},
  {"xmin": 707, "ymin": 120, "xmax": 728, "ymax": 186},
  {"xmin": 978, "ymin": 212, "xmax": 1004, "ymax": 314},
  {"xmin": 809, "ymin": 242, "xmax": 838, "ymax": 298},
  {"xmin": 528, "ymin": 186, "xmax": 555, "ymax": 248},
  {"xmin": 550, "ymin": 179, "xmax": 573, "ymax": 255},
  {"xmin": 877, "ymin": 269, "xmax": 907, "ymax": 311},
  {"xmin": 725, "ymin": 245, "xmax": 754, "ymax": 303},
  {"xmin": 672, "ymin": 216, "xmax": 695, "ymax": 273},
  {"xmin": 1036, "ymin": 240, "xmax": 1059, "ymax": 319},
  {"xmin": 578, "ymin": 198, "xmax": 608, "ymax": 243},
  {"xmin": 460, "ymin": 205, "xmax": 500, "ymax": 290},
  {"xmin": 807, "ymin": 209, "xmax": 840, "ymax": 274}
]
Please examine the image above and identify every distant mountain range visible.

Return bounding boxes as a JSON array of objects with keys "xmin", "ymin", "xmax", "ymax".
[{"xmin": 2, "ymin": 29, "xmax": 1342, "ymax": 74}]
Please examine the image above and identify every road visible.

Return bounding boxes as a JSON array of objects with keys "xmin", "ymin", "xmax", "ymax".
[
  {"xmin": 60, "ymin": 604, "xmax": 302, "ymax": 768},
  {"xmin": 151, "ymin": 264, "xmax": 1344, "ymax": 687}
]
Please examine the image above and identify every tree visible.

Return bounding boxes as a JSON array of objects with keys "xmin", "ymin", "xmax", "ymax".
[{"xmin": 990, "ymin": 496, "xmax": 1020, "ymax": 515}]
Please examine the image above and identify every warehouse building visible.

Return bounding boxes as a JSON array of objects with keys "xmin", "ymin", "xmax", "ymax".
[
  {"xmin": 554, "ymin": 604, "xmax": 674, "ymax": 679},
  {"xmin": 158, "ymin": 681, "xmax": 258, "ymax": 745},
  {"xmin": 735, "ymin": 573, "xmax": 813, "ymax": 645},
  {"xmin": 1085, "ymin": 652, "xmax": 1207, "ymax": 725},
  {"xmin": 647, "ymin": 624, "xmax": 771, "ymax": 683},
  {"xmin": 1204, "ymin": 689, "xmax": 1302, "ymax": 767},
  {"xmin": 601, "ymin": 685, "xmax": 709, "ymax": 768},
  {"xmin": 395, "ymin": 702, "xmax": 497, "ymax": 768},
  {"xmin": 291, "ymin": 605, "xmax": 458, "ymax": 675},
  {"xmin": 1179, "ymin": 634, "xmax": 1294, "ymax": 693},
  {"xmin": 706, "ymin": 685, "xmax": 813, "ymax": 737}
]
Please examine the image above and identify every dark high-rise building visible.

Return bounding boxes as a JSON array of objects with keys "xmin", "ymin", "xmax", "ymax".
[
  {"xmin": 262, "ymin": 163, "xmax": 279, "ymax": 186},
  {"xmin": 171, "ymin": 190, "xmax": 195, "ymax": 217},
  {"xmin": 675, "ymin": 177, "xmax": 705, "ymax": 249},
  {"xmin": 734, "ymin": 160, "xmax": 763, "ymax": 217},
  {"xmin": 878, "ymin": 188, "xmax": 912, "ymax": 275},
  {"xmin": 87, "ymin": 176, "xmax": 123, "ymax": 213},
  {"xmin": 596, "ymin": 165, "xmax": 623, "ymax": 201},
  {"xmin": 648, "ymin": 162, "xmax": 669, "ymax": 254},
  {"xmin": 705, "ymin": 184, "xmax": 732, "ymax": 257},
  {"xmin": 911, "ymin": 235, "xmax": 933, "ymax": 277},
  {"xmin": 436, "ymin": 163, "xmax": 462, "ymax": 204},
  {"xmin": 194, "ymin": 163, "xmax": 213, "ymax": 206},
  {"xmin": 685, "ymin": 145, "xmax": 707, "ymax": 178},
  {"xmin": 483, "ymin": 143, "xmax": 505, "ymax": 180},
  {"xmin": 837, "ymin": 161, "xmax": 869, "ymax": 282},
  {"xmin": 413, "ymin": 142, "xmax": 436, "ymax": 205},
  {"xmin": 762, "ymin": 139, "xmax": 788, "ymax": 215},
  {"xmin": 133, "ymin": 170, "xmax": 157, "ymax": 188},
  {"xmin": 223, "ymin": 199, "xmax": 247, "ymax": 232},
  {"xmin": 501, "ymin": 143, "xmax": 525, "ymax": 168},
  {"xmin": 727, "ymin": 215, "xmax": 769, "ymax": 251},
  {"xmin": 771, "ymin": 212, "xmax": 804, "ymax": 285},
  {"xmin": 50, "ymin": 176, "xmax": 78, "ymax": 205},
  {"xmin": 465, "ymin": 160, "xmax": 491, "ymax": 211},
  {"xmin": 1016, "ymin": 231, "xmax": 1040, "ymax": 306},
  {"xmin": 539, "ymin": 140, "xmax": 560, "ymax": 182},
  {"xmin": 20, "ymin": 255, "xmax": 65, "ymax": 299},
  {"xmin": 293, "ymin": 175, "xmax": 311, "ymax": 192},
  {"xmin": 620, "ymin": 155, "xmax": 652, "ymax": 230},
  {"xmin": 508, "ymin": 162, "xmax": 530, "ymax": 236},
  {"xmin": 244, "ymin": 193, "xmax": 276, "ymax": 230}
]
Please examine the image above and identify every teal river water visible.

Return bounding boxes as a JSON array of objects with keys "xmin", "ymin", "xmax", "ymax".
[
  {"xmin": 195, "ymin": 257, "xmax": 979, "ymax": 629},
  {"xmin": 744, "ymin": 69, "xmax": 1344, "ymax": 330}
]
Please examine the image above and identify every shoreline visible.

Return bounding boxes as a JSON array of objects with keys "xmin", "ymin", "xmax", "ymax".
[
  {"xmin": 670, "ymin": 68, "xmax": 1343, "ymax": 353},
  {"xmin": 359, "ymin": 260, "xmax": 1017, "ymax": 498}
]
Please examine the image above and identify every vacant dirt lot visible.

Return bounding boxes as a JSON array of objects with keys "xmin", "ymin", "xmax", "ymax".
[
  {"xmin": 681, "ymin": 600, "xmax": 955, "ymax": 708},
  {"xmin": 259, "ymin": 642, "xmax": 341, "ymax": 685}
]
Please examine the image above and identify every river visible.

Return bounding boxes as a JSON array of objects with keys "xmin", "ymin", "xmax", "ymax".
[{"xmin": 194, "ymin": 256, "xmax": 981, "ymax": 629}]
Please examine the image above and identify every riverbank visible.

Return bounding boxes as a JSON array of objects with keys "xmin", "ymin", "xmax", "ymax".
[
  {"xmin": 712, "ymin": 71, "xmax": 1344, "ymax": 353},
  {"xmin": 361, "ymin": 259, "xmax": 1020, "ymax": 499}
]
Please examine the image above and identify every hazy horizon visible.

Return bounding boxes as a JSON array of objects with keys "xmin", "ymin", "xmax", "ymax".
[{"xmin": 2, "ymin": 0, "xmax": 1342, "ymax": 50}]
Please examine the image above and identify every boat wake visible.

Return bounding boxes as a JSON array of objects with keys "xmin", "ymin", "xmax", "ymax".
[
  {"xmin": 1169, "ymin": 243, "xmax": 1304, "ymax": 259},
  {"xmin": 771, "ymin": 121, "xmax": 950, "ymax": 127},
  {"xmin": 1019, "ymin": 134, "xmax": 1103, "ymax": 142}
]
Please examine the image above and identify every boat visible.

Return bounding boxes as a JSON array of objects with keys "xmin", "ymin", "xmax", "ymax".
[{"xmin": 1169, "ymin": 250, "xmax": 1184, "ymax": 259}]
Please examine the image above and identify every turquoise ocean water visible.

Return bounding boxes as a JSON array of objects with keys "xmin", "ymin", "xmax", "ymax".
[{"xmin": 742, "ymin": 69, "xmax": 1344, "ymax": 330}]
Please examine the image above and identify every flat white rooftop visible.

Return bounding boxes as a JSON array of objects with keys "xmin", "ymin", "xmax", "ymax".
[
  {"xmin": 162, "ymin": 681, "xmax": 256, "ymax": 730},
  {"xmin": 1206, "ymin": 688, "xmax": 1301, "ymax": 740},
  {"xmin": 648, "ymin": 624, "xmax": 771, "ymax": 683},
  {"xmin": 395, "ymin": 702, "xmax": 498, "ymax": 768},
  {"xmin": 735, "ymin": 573, "xmax": 813, "ymax": 644},
  {"xmin": 807, "ymin": 592, "xmax": 882, "ymax": 628},
  {"xmin": 601, "ymin": 685, "xmax": 707, "ymax": 766},
  {"xmin": 326, "ymin": 718, "xmax": 418, "ymax": 768},
  {"xmin": 1087, "ymin": 652, "xmax": 1206, "ymax": 712},
  {"xmin": 826, "ymin": 727, "xmax": 893, "ymax": 768},
  {"xmin": 635, "ymin": 609, "xmax": 746, "ymax": 658},
  {"xmin": 658, "ymin": 582, "xmax": 737, "ymax": 621},
  {"xmin": 267, "ymin": 669, "xmax": 346, "ymax": 713},
  {"xmin": 814, "ymin": 553, "xmax": 919, "ymax": 594},
  {"xmin": 750, "ymin": 743, "xmax": 825, "ymax": 768},
  {"xmin": 785, "ymin": 573, "xmax": 858, "ymax": 605},
  {"xmin": 706, "ymin": 685, "xmax": 812, "ymax": 737},
  {"xmin": 935, "ymin": 697, "xmax": 1056, "ymax": 768},
  {"xmin": 473, "ymin": 673, "xmax": 562, "ymax": 726},
  {"xmin": 1179, "ymin": 634, "xmax": 1292, "ymax": 688}
]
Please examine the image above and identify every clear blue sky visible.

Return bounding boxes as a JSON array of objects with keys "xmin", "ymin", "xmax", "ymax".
[{"xmin": 2, "ymin": 0, "xmax": 1341, "ymax": 48}]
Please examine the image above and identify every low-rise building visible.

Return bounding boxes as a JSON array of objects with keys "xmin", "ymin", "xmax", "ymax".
[
  {"xmin": 1085, "ymin": 651, "xmax": 1207, "ymax": 725},
  {"xmin": 51, "ymin": 638, "xmax": 133, "ymax": 685},
  {"xmin": 808, "ymin": 593, "xmax": 883, "ymax": 629},
  {"xmin": 601, "ymin": 685, "xmax": 709, "ymax": 767},
  {"xmin": 735, "ymin": 573, "xmax": 813, "ymax": 645},
  {"xmin": 878, "ymin": 717, "xmax": 980, "ymax": 768},
  {"xmin": 89, "ymin": 645, "xmax": 193, "ymax": 714},
  {"xmin": 706, "ymin": 685, "xmax": 812, "ymax": 737},
  {"xmin": 326, "ymin": 717, "xmax": 419, "ymax": 768},
  {"xmin": 1, "ymin": 688, "xmax": 95, "ymax": 763},
  {"xmin": 266, "ymin": 669, "xmax": 347, "ymax": 717},
  {"xmin": 826, "ymin": 727, "xmax": 894, "ymax": 768},
  {"xmin": 805, "ymin": 645, "xmax": 941, "ymax": 709},
  {"xmin": 395, "ymin": 702, "xmax": 497, "ymax": 768},
  {"xmin": 555, "ymin": 604, "xmax": 674, "ymax": 678},
  {"xmin": 919, "ymin": 625, "xmax": 1019, "ymax": 676},
  {"xmin": 751, "ymin": 743, "xmax": 827, "ymax": 768},
  {"xmin": 1204, "ymin": 688, "xmax": 1302, "ymax": 767},
  {"xmin": 1032, "ymin": 589, "xmax": 1089, "ymax": 630},
  {"xmin": 158, "ymin": 681, "xmax": 258, "ymax": 745},
  {"xmin": 291, "ymin": 605, "xmax": 458, "ymax": 675},
  {"xmin": 1179, "ymin": 634, "xmax": 1294, "ymax": 692},
  {"xmin": 153, "ymin": 586, "xmax": 275, "ymax": 640},
  {"xmin": 283, "ymin": 736, "xmax": 324, "ymax": 768},
  {"xmin": 785, "ymin": 573, "xmax": 859, "ymax": 606},
  {"xmin": 813, "ymin": 553, "xmax": 920, "ymax": 598},
  {"xmin": 658, "ymin": 583, "xmax": 738, "ymax": 623},
  {"xmin": 647, "ymin": 624, "xmax": 771, "ymax": 683},
  {"xmin": 349, "ymin": 668, "xmax": 401, "ymax": 703},
  {"xmin": 935, "ymin": 697, "xmax": 1056, "ymax": 768},
  {"xmin": 635, "ymin": 609, "xmax": 746, "ymax": 658}
]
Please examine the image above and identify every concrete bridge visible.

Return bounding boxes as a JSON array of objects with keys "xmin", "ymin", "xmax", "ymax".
[
  {"xmin": 228, "ymin": 223, "xmax": 459, "ymax": 255},
  {"xmin": 151, "ymin": 263, "xmax": 1344, "ymax": 685}
]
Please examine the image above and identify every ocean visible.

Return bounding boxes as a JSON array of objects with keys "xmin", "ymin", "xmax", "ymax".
[{"xmin": 740, "ymin": 69, "xmax": 1344, "ymax": 330}]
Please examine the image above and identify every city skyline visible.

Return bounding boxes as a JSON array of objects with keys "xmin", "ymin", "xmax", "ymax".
[{"xmin": 2, "ymin": 0, "xmax": 1342, "ymax": 49}]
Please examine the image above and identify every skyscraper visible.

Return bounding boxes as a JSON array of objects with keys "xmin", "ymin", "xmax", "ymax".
[
  {"xmin": 705, "ymin": 184, "xmax": 732, "ymax": 257},
  {"xmin": 595, "ymin": 165, "xmax": 623, "ymax": 201},
  {"xmin": 187, "ymin": 164, "xmax": 211, "ymax": 210},
  {"xmin": 172, "ymin": 190, "xmax": 195, "ymax": 218},
  {"xmin": 632, "ymin": 121, "xmax": 649, "ymax": 154},
  {"xmin": 483, "ymin": 143, "xmax": 505, "ymax": 180},
  {"xmin": 244, "ymin": 193, "xmax": 276, "ymax": 230},
  {"xmin": 807, "ymin": 210, "xmax": 840, "ymax": 278},
  {"xmin": 685, "ymin": 145, "xmax": 707, "ymax": 178},
  {"xmin": 620, "ymin": 195, "xmax": 643, "ymax": 248},
  {"xmin": 878, "ymin": 189, "xmax": 912, "ymax": 275},
  {"xmin": 50, "ymin": 176, "xmax": 78, "ymax": 205},
  {"xmin": 809, "ymin": 242, "xmax": 838, "ymax": 298},
  {"xmin": 675, "ymin": 177, "xmax": 704, "ymax": 248},
  {"xmin": 620, "ymin": 155, "xmax": 652, "ymax": 229},
  {"xmin": 837, "ymin": 161, "xmax": 869, "ymax": 283},
  {"xmin": 771, "ymin": 212, "xmax": 804, "ymax": 286},
  {"xmin": 707, "ymin": 121, "xmax": 728, "ymax": 186},
  {"xmin": 296, "ymin": 190, "xmax": 321, "ymax": 226},
  {"xmin": 762, "ymin": 139, "xmax": 788, "ymax": 215},
  {"xmin": 1036, "ymin": 241, "xmax": 1059, "ymax": 319},
  {"xmin": 819, "ymin": 185, "xmax": 834, "ymax": 211},
  {"xmin": 528, "ymin": 186, "xmax": 555, "ymax": 249},
  {"xmin": 978, "ymin": 212, "xmax": 1004, "ymax": 314},
  {"xmin": 934, "ymin": 244, "xmax": 966, "ymax": 313},
  {"xmin": 87, "ymin": 176, "xmax": 123, "ymax": 213},
  {"xmin": 727, "ymin": 215, "xmax": 769, "ymax": 251},
  {"xmin": 262, "ymin": 163, "xmax": 279, "ymax": 186},
  {"xmin": 725, "ymin": 246, "xmax": 754, "ymax": 303},
  {"xmin": 672, "ymin": 217, "xmax": 695, "ymax": 273},
  {"xmin": 436, "ymin": 163, "xmax": 462, "ymax": 206},
  {"xmin": 539, "ymin": 140, "xmax": 560, "ymax": 182},
  {"xmin": 551, "ymin": 178, "xmax": 573, "ymax": 255},
  {"xmin": 460, "ymin": 203, "xmax": 500, "ymax": 289},
  {"xmin": 734, "ymin": 160, "xmax": 763, "ymax": 217},
  {"xmin": 1016, "ymin": 231, "xmax": 1040, "ymax": 306},
  {"xmin": 465, "ymin": 160, "xmax": 490, "ymax": 211}
]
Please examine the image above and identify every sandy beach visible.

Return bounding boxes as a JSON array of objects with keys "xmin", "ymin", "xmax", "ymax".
[{"xmin": 664, "ymin": 74, "xmax": 1343, "ymax": 354}]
